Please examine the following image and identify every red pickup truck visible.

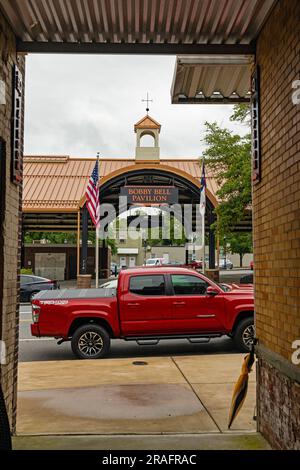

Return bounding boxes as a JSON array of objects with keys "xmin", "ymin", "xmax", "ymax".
[{"xmin": 31, "ymin": 267, "xmax": 255, "ymax": 359}]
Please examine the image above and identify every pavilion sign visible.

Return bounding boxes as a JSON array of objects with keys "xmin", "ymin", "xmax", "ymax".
[{"xmin": 120, "ymin": 186, "xmax": 178, "ymax": 205}]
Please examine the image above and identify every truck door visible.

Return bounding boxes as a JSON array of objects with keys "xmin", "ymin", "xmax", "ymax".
[
  {"xmin": 169, "ymin": 274, "xmax": 225, "ymax": 333},
  {"xmin": 119, "ymin": 274, "xmax": 172, "ymax": 336}
]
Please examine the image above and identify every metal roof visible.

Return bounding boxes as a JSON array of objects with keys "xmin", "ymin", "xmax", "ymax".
[
  {"xmin": 0, "ymin": 0, "xmax": 277, "ymax": 53},
  {"xmin": 171, "ymin": 54, "xmax": 253, "ymax": 104},
  {"xmin": 23, "ymin": 155, "xmax": 218, "ymax": 212},
  {"xmin": 23, "ymin": 155, "xmax": 251, "ymax": 232}
]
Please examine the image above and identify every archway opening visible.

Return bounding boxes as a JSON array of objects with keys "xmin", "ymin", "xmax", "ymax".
[{"xmin": 140, "ymin": 132, "xmax": 156, "ymax": 147}]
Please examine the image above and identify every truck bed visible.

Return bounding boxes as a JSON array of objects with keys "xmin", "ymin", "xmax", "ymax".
[{"xmin": 34, "ymin": 287, "xmax": 116, "ymax": 300}]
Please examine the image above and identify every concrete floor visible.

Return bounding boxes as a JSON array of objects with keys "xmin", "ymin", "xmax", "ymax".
[{"xmin": 17, "ymin": 354, "xmax": 257, "ymax": 438}]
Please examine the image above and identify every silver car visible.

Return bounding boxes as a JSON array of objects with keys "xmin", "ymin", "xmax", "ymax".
[{"xmin": 219, "ymin": 258, "xmax": 233, "ymax": 270}]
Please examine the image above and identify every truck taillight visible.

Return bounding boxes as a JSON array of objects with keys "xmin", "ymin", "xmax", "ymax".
[{"xmin": 32, "ymin": 304, "xmax": 41, "ymax": 323}]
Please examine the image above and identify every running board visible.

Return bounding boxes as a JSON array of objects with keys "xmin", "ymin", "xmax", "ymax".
[{"xmin": 124, "ymin": 333, "xmax": 222, "ymax": 345}]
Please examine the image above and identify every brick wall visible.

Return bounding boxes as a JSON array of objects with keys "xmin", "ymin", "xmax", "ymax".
[
  {"xmin": 254, "ymin": 0, "xmax": 300, "ymax": 449},
  {"xmin": 0, "ymin": 9, "xmax": 25, "ymax": 432},
  {"xmin": 257, "ymin": 355, "xmax": 300, "ymax": 449},
  {"xmin": 255, "ymin": 0, "xmax": 300, "ymax": 360}
]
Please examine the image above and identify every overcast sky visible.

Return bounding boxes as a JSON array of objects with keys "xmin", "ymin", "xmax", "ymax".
[{"xmin": 24, "ymin": 54, "xmax": 247, "ymax": 158}]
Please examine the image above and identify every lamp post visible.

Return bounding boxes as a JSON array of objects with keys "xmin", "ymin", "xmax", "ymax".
[
  {"xmin": 142, "ymin": 228, "xmax": 150, "ymax": 265},
  {"xmin": 143, "ymin": 238, "xmax": 147, "ymax": 265},
  {"xmin": 223, "ymin": 236, "xmax": 227, "ymax": 270}
]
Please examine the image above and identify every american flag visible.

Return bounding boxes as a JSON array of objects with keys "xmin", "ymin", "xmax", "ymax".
[
  {"xmin": 199, "ymin": 160, "xmax": 206, "ymax": 216},
  {"xmin": 85, "ymin": 159, "xmax": 100, "ymax": 230}
]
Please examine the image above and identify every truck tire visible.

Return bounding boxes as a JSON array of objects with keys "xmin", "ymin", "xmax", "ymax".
[
  {"xmin": 71, "ymin": 324, "xmax": 110, "ymax": 359},
  {"xmin": 233, "ymin": 317, "xmax": 255, "ymax": 352}
]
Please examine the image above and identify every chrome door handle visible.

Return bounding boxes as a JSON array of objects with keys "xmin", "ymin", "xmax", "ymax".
[{"xmin": 127, "ymin": 302, "xmax": 140, "ymax": 306}]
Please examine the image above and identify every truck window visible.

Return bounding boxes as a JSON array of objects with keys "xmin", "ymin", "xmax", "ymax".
[
  {"xmin": 129, "ymin": 275, "xmax": 165, "ymax": 296},
  {"xmin": 171, "ymin": 275, "xmax": 208, "ymax": 295}
]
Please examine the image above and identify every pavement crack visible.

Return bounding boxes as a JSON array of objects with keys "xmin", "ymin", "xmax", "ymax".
[{"xmin": 170, "ymin": 356, "xmax": 222, "ymax": 433}]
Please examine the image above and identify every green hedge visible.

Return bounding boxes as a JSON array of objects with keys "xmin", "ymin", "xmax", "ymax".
[{"xmin": 20, "ymin": 268, "xmax": 33, "ymax": 275}]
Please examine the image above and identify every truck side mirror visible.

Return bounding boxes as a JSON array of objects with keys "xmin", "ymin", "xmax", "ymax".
[{"xmin": 206, "ymin": 286, "xmax": 219, "ymax": 296}]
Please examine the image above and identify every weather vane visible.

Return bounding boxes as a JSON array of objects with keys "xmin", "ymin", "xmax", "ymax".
[{"xmin": 142, "ymin": 92, "xmax": 153, "ymax": 114}]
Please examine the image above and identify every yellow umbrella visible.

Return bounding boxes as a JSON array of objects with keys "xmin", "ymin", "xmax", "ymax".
[{"xmin": 228, "ymin": 341, "xmax": 256, "ymax": 429}]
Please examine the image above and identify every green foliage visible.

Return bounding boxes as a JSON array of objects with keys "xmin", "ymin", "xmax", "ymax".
[
  {"xmin": 24, "ymin": 232, "xmax": 77, "ymax": 244},
  {"xmin": 107, "ymin": 238, "xmax": 117, "ymax": 255},
  {"xmin": 227, "ymin": 232, "xmax": 253, "ymax": 267},
  {"xmin": 146, "ymin": 214, "xmax": 187, "ymax": 247},
  {"xmin": 230, "ymin": 104, "xmax": 251, "ymax": 124},
  {"xmin": 20, "ymin": 268, "xmax": 33, "ymax": 274},
  {"xmin": 25, "ymin": 230, "xmax": 118, "ymax": 256},
  {"xmin": 203, "ymin": 104, "xmax": 251, "ymax": 238}
]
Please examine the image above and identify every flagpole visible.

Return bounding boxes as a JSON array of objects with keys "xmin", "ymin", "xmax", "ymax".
[
  {"xmin": 202, "ymin": 212, "xmax": 205, "ymax": 274},
  {"xmin": 95, "ymin": 153, "xmax": 100, "ymax": 288},
  {"xmin": 95, "ymin": 229, "xmax": 99, "ymax": 288}
]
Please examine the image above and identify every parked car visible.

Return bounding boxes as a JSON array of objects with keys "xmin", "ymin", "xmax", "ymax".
[
  {"xmin": 240, "ymin": 273, "xmax": 253, "ymax": 285},
  {"xmin": 31, "ymin": 267, "xmax": 254, "ymax": 358},
  {"xmin": 110, "ymin": 262, "xmax": 119, "ymax": 276},
  {"xmin": 219, "ymin": 258, "xmax": 233, "ymax": 270},
  {"xmin": 145, "ymin": 258, "xmax": 167, "ymax": 266},
  {"xmin": 20, "ymin": 274, "xmax": 59, "ymax": 302},
  {"xmin": 100, "ymin": 279, "xmax": 118, "ymax": 289},
  {"xmin": 250, "ymin": 260, "xmax": 254, "ymax": 270},
  {"xmin": 186, "ymin": 260, "xmax": 204, "ymax": 270},
  {"xmin": 164, "ymin": 261, "xmax": 182, "ymax": 266}
]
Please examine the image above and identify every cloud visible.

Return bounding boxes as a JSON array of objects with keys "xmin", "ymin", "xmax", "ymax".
[{"xmin": 24, "ymin": 54, "xmax": 248, "ymax": 157}]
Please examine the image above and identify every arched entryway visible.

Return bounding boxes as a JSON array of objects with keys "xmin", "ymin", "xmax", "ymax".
[{"xmin": 78, "ymin": 164, "xmax": 218, "ymax": 275}]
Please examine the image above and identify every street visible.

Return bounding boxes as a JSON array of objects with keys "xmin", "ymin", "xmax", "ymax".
[
  {"xmin": 19, "ymin": 269, "xmax": 250, "ymax": 362},
  {"xmin": 19, "ymin": 304, "xmax": 237, "ymax": 362},
  {"xmin": 16, "ymin": 270, "xmax": 258, "ymax": 447}
]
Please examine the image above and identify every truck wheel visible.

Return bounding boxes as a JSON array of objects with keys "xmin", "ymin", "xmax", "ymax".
[
  {"xmin": 71, "ymin": 324, "xmax": 110, "ymax": 359},
  {"xmin": 233, "ymin": 318, "xmax": 255, "ymax": 353}
]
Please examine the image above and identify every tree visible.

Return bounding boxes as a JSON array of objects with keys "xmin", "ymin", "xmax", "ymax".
[
  {"xmin": 106, "ymin": 238, "xmax": 117, "ymax": 256},
  {"xmin": 24, "ymin": 230, "xmax": 117, "ymax": 255},
  {"xmin": 24, "ymin": 232, "xmax": 77, "ymax": 244},
  {"xmin": 227, "ymin": 232, "xmax": 252, "ymax": 267},
  {"xmin": 203, "ymin": 104, "xmax": 251, "ymax": 239},
  {"xmin": 84, "ymin": 230, "xmax": 117, "ymax": 255},
  {"xmin": 230, "ymin": 103, "xmax": 251, "ymax": 124},
  {"xmin": 146, "ymin": 213, "xmax": 187, "ymax": 247}
]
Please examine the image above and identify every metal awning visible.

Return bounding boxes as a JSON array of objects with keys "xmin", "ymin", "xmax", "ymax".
[
  {"xmin": 171, "ymin": 54, "xmax": 253, "ymax": 104},
  {"xmin": 0, "ymin": 0, "xmax": 277, "ymax": 54}
]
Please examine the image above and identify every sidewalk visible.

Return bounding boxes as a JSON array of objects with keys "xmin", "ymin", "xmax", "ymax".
[
  {"xmin": 13, "ymin": 433, "xmax": 269, "ymax": 450},
  {"xmin": 14, "ymin": 354, "xmax": 270, "ymax": 449}
]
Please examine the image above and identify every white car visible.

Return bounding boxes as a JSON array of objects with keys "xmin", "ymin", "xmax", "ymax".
[
  {"xmin": 100, "ymin": 279, "xmax": 118, "ymax": 289},
  {"xmin": 145, "ymin": 258, "xmax": 168, "ymax": 266}
]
